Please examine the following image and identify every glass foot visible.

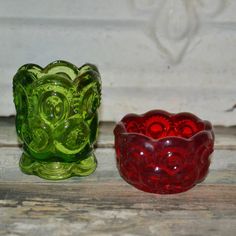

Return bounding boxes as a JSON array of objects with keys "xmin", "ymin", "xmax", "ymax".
[{"xmin": 19, "ymin": 152, "xmax": 97, "ymax": 180}]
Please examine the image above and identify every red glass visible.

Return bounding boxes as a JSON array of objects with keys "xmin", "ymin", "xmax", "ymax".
[{"xmin": 114, "ymin": 110, "xmax": 214, "ymax": 194}]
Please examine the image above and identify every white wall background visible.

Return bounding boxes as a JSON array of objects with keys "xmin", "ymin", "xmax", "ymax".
[{"xmin": 0, "ymin": 0, "xmax": 235, "ymax": 125}]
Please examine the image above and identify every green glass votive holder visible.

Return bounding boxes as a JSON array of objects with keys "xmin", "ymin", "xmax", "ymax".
[{"xmin": 13, "ymin": 60, "xmax": 101, "ymax": 180}]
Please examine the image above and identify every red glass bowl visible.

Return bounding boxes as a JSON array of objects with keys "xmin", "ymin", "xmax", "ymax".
[{"xmin": 114, "ymin": 110, "xmax": 214, "ymax": 194}]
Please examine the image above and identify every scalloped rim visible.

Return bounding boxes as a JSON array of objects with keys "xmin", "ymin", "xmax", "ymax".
[
  {"xmin": 114, "ymin": 109, "xmax": 214, "ymax": 144},
  {"xmin": 17, "ymin": 60, "xmax": 101, "ymax": 80}
]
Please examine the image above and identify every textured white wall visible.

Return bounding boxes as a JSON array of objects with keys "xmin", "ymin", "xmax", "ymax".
[{"xmin": 0, "ymin": 0, "xmax": 235, "ymax": 125}]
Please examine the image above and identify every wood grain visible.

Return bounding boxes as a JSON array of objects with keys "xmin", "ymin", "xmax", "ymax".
[
  {"xmin": 0, "ymin": 121, "xmax": 236, "ymax": 236},
  {"xmin": 0, "ymin": 183, "xmax": 236, "ymax": 236},
  {"xmin": 0, "ymin": 147, "xmax": 235, "ymax": 185}
]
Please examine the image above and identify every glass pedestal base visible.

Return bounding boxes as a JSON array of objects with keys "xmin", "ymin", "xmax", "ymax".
[{"xmin": 19, "ymin": 153, "xmax": 97, "ymax": 180}]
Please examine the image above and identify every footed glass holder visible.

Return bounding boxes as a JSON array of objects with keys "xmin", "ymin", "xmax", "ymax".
[{"xmin": 13, "ymin": 60, "xmax": 101, "ymax": 180}]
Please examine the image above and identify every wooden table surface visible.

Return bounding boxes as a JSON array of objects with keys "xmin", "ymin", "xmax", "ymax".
[{"xmin": 0, "ymin": 117, "xmax": 236, "ymax": 236}]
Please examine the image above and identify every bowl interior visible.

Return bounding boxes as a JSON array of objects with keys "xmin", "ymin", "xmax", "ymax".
[{"xmin": 122, "ymin": 112, "xmax": 205, "ymax": 140}]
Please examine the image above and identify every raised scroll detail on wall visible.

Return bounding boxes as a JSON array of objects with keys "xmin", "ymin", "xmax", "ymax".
[{"xmin": 132, "ymin": 0, "xmax": 226, "ymax": 64}]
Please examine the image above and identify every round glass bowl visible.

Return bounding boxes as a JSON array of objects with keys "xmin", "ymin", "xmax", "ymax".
[{"xmin": 114, "ymin": 110, "xmax": 214, "ymax": 194}]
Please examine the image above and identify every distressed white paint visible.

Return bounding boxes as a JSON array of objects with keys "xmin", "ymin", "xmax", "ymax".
[
  {"xmin": 0, "ymin": 147, "xmax": 236, "ymax": 184},
  {"xmin": 0, "ymin": 118, "xmax": 235, "ymax": 149},
  {"xmin": 0, "ymin": 121, "xmax": 235, "ymax": 183},
  {"xmin": 0, "ymin": 0, "xmax": 235, "ymax": 125},
  {"xmin": 0, "ymin": 122, "xmax": 235, "ymax": 236}
]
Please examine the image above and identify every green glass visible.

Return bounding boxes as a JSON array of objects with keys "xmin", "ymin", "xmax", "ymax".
[{"xmin": 13, "ymin": 60, "xmax": 101, "ymax": 180}]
